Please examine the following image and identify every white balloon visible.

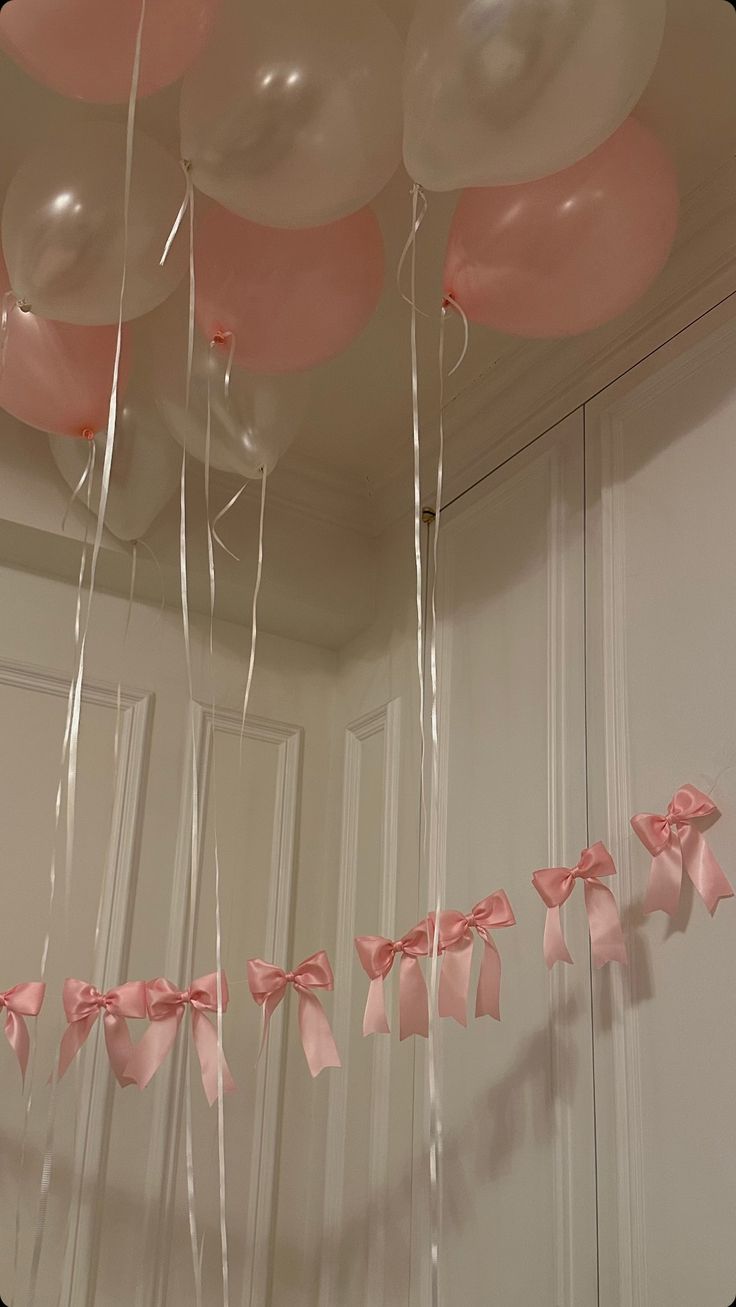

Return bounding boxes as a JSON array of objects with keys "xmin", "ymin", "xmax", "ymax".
[
  {"xmin": 49, "ymin": 383, "xmax": 180, "ymax": 541},
  {"xmin": 2, "ymin": 122, "xmax": 188, "ymax": 325},
  {"xmin": 403, "ymin": 0, "xmax": 667, "ymax": 189},
  {"xmin": 180, "ymin": 0, "xmax": 402, "ymax": 228},
  {"xmin": 144, "ymin": 295, "xmax": 309, "ymax": 477}
]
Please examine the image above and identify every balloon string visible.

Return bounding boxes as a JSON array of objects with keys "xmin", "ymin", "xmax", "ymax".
[
  {"xmin": 160, "ymin": 159, "xmax": 192, "ymax": 267},
  {"xmin": 212, "ymin": 483, "xmax": 250, "ymax": 561},
  {"xmin": 426, "ymin": 304, "xmax": 448, "ymax": 1307},
  {"xmin": 177, "ymin": 155, "xmax": 203, "ymax": 1307},
  {"xmin": 204, "ymin": 345, "xmax": 231, "ymax": 1307},
  {"xmin": 211, "ymin": 330, "xmax": 236, "ymax": 400},
  {"xmin": 60, "ymin": 440, "xmax": 97, "ymax": 534},
  {"xmin": 25, "ymin": 1, "xmax": 146, "ymax": 1296},
  {"xmin": 239, "ymin": 469, "xmax": 267, "ymax": 764},
  {"xmin": 0, "ymin": 289, "xmax": 18, "ymax": 373},
  {"xmin": 397, "ymin": 183, "xmax": 430, "ymax": 317},
  {"xmin": 442, "ymin": 293, "xmax": 469, "ymax": 377},
  {"xmin": 135, "ymin": 537, "xmax": 167, "ymax": 629}
]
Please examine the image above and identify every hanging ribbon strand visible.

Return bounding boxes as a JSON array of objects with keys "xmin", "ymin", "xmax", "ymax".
[
  {"xmin": 160, "ymin": 158, "xmax": 193, "ymax": 267},
  {"xmin": 239, "ymin": 468, "xmax": 267, "ymax": 757}
]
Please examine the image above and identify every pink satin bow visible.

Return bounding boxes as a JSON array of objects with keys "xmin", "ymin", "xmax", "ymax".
[
  {"xmin": 247, "ymin": 951, "xmax": 341, "ymax": 1078},
  {"xmin": 631, "ymin": 784, "xmax": 734, "ymax": 917},
  {"xmin": 57, "ymin": 979, "xmax": 147, "ymax": 1086},
  {"xmin": 354, "ymin": 918, "xmax": 432, "ymax": 1040},
  {"xmin": 436, "ymin": 891, "xmax": 516, "ymax": 1025},
  {"xmin": 0, "ymin": 982, "xmax": 45, "ymax": 1081},
  {"xmin": 124, "ymin": 974, "xmax": 236, "ymax": 1106},
  {"xmin": 532, "ymin": 842, "xmax": 628, "ymax": 969}
]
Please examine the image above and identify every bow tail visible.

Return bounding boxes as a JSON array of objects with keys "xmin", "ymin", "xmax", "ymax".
[
  {"xmin": 543, "ymin": 906, "xmax": 573, "ymax": 969},
  {"xmin": 584, "ymin": 880, "xmax": 628, "ymax": 967},
  {"xmin": 643, "ymin": 838, "xmax": 684, "ymax": 917},
  {"xmin": 191, "ymin": 1011, "xmax": 236, "ymax": 1107},
  {"xmin": 296, "ymin": 991, "xmax": 341, "ymax": 1077},
  {"xmin": 475, "ymin": 937, "xmax": 502, "ymax": 1021},
  {"xmin": 438, "ymin": 937, "xmax": 473, "ymax": 1026},
  {"xmin": 363, "ymin": 975, "xmax": 390, "ymax": 1036},
  {"xmin": 57, "ymin": 1012, "xmax": 99, "ymax": 1080},
  {"xmin": 680, "ymin": 824, "xmax": 734, "ymax": 915},
  {"xmin": 398, "ymin": 955, "xmax": 429, "ymax": 1040},
  {"xmin": 124, "ymin": 1011, "xmax": 182, "ymax": 1090},
  {"xmin": 103, "ymin": 1013, "xmax": 137, "ymax": 1087},
  {"xmin": 5, "ymin": 1011, "xmax": 31, "ymax": 1082}
]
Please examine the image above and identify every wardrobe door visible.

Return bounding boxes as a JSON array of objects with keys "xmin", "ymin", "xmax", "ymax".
[
  {"xmin": 586, "ymin": 300, "xmax": 736, "ymax": 1307},
  {"xmin": 417, "ymin": 411, "xmax": 597, "ymax": 1304}
]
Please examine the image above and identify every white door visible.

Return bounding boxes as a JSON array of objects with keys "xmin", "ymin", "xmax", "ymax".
[
  {"xmin": 586, "ymin": 297, "xmax": 736, "ymax": 1307},
  {"xmin": 0, "ymin": 563, "xmax": 339, "ymax": 1307},
  {"xmin": 423, "ymin": 411, "xmax": 598, "ymax": 1304}
]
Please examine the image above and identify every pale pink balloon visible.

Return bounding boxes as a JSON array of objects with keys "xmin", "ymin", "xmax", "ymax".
[
  {"xmin": 0, "ymin": 0, "xmax": 220, "ymax": 103},
  {"xmin": 0, "ymin": 255, "xmax": 131, "ymax": 439},
  {"xmin": 443, "ymin": 118, "xmax": 679, "ymax": 339},
  {"xmin": 194, "ymin": 204, "xmax": 384, "ymax": 373}
]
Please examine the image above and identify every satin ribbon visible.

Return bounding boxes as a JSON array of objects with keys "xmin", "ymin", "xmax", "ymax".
[
  {"xmin": 124, "ymin": 975, "xmax": 236, "ymax": 1107},
  {"xmin": 436, "ymin": 890, "xmax": 516, "ymax": 1025},
  {"xmin": 631, "ymin": 784, "xmax": 734, "ymax": 917},
  {"xmin": 0, "ymin": 983, "xmax": 45, "ymax": 1081},
  {"xmin": 247, "ymin": 951, "xmax": 341, "ymax": 1078},
  {"xmin": 532, "ymin": 842, "xmax": 628, "ymax": 969},
  {"xmin": 56, "ymin": 979, "xmax": 146, "ymax": 1087},
  {"xmin": 354, "ymin": 918, "xmax": 433, "ymax": 1040}
]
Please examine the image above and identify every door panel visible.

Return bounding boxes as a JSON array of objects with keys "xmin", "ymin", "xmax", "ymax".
[
  {"xmin": 586, "ymin": 301, "xmax": 736, "ymax": 1307},
  {"xmin": 423, "ymin": 411, "xmax": 597, "ymax": 1304}
]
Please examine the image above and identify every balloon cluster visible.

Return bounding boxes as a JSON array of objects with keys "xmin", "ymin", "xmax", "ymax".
[{"xmin": 0, "ymin": 0, "xmax": 679, "ymax": 537}]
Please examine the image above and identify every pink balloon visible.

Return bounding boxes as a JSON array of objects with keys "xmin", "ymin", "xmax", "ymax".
[
  {"xmin": 443, "ymin": 118, "xmax": 679, "ymax": 339},
  {"xmin": 0, "ymin": 255, "xmax": 131, "ymax": 439},
  {"xmin": 0, "ymin": 0, "xmax": 220, "ymax": 103},
  {"xmin": 194, "ymin": 204, "xmax": 384, "ymax": 373}
]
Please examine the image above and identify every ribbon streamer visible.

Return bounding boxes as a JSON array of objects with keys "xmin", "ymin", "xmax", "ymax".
[
  {"xmin": 436, "ymin": 890, "xmax": 516, "ymax": 1025},
  {"xmin": 160, "ymin": 158, "xmax": 193, "ymax": 267},
  {"xmin": 240, "ymin": 469, "xmax": 267, "ymax": 756},
  {"xmin": 631, "ymin": 783, "xmax": 734, "ymax": 917},
  {"xmin": 56, "ymin": 979, "xmax": 147, "ymax": 1086},
  {"xmin": 247, "ymin": 952, "xmax": 341, "ymax": 1078},
  {"xmin": 354, "ymin": 918, "xmax": 433, "ymax": 1040},
  {"xmin": 0, "ymin": 983, "xmax": 45, "ymax": 1082},
  {"xmin": 124, "ymin": 975, "xmax": 236, "ymax": 1107},
  {"xmin": 533, "ymin": 841, "xmax": 628, "ymax": 969}
]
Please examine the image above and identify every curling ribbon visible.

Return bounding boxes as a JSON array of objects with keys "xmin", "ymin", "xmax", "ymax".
[
  {"xmin": 0, "ymin": 983, "xmax": 45, "ymax": 1082},
  {"xmin": 56, "ymin": 979, "xmax": 146, "ymax": 1086},
  {"xmin": 532, "ymin": 842, "xmax": 628, "ymax": 969},
  {"xmin": 631, "ymin": 784, "xmax": 734, "ymax": 917},
  {"xmin": 436, "ymin": 890, "xmax": 516, "ymax": 1025},
  {"xmin": 247, "ymin": 951, "xmax": 341, "ymax": 1078},
  {"xmin": 125, "ymin": 975, "xmax": 236, "ymax": 1107},
  {"xmin": 354, "ymin": 918, "xmax": 432, "ymax": 1040}
]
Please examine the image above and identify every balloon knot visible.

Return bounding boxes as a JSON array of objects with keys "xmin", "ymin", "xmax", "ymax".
[
  {"xmin": 81, "ymin": 427, "xmax": 95, "ymax": 442},
  {"xmin": 18, "ymin": 298, "xmax": 32, "ymax": 314},
  {"xmin": 212, "ymin": 329, "xmax": 231, "ymax": 347}
]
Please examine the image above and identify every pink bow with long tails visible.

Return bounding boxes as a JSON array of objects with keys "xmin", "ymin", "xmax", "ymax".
[
  {"xmin": 436, "ymin": 891, "xmax": 516, "ymax": 1025},
  {"xmin": 354, "ymin": 918, "xmax": 432, "ymax": 1040},
  {"xmin": 0, "ymin": 982, "xmax": 45, "ymax": 1081},
  {"xmin": 247, "ymin": 951, "xmax": 341, "ymax": 1078},
  {"xmin": 57, "ymin": 979, "xmax": 147, "ymax": 1086},
  {"xmin": 532, "ymin": 842, "xmax": 628, "ymax": 969},
  {"xmin": 124, "ymin": 974, "xmax": 236, "ymax": 1106},
  {"xmin": 631, "ymin": 784, "xmax": 734, "ymax": 917}
]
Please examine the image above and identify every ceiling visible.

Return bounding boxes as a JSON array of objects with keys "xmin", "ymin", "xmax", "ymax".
[{"xmin": 2, "ymin": 0, "xmax": 736, "ymax": 492}]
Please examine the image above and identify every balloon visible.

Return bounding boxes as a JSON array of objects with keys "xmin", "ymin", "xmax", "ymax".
[
  {"xmin": 180, "ymin": 0, "xmax": 402, "ymax": 228},
  {"xmin": 2, "ymin": 123, "xmax": 188, "ymax": 326},
  {"xmin": 404, "ymin": 0, "xmax": 666, "ymax": 190},
  {"xmin": 194, "ymin": 203, "xmax": 384, "ymax": 373},
  {"xmin": 0, "ymin": 0, "xmax": 221, "ymax": 103},
  {"xmin": 145, "ymin": 292, "xmax": 308, "ymax": 477},
  {"xmin": 0, "ymin": 251, "xmax": 131, "ymax": 439},
  {"xmin": 49, "ymin": 381, "xmax": 180, "ymax": 542},
  {"xmin": 443, "ymin": 118, "xmax": 679, "ymax": 339}
]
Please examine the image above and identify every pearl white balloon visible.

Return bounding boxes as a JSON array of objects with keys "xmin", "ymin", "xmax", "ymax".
[
  {"xmin": 49, "ymin": 383, "xmax": 180, "ymax": 542},
  {"xmin": 403, "ymin": 0, "xmax": 667, "ymax": 189},
  {"xmin": 180, "ymin": 0, "xmax": 402, "ymax": 228},
  {"xmin": 2, "ymin": 122, "xmax": 188, "ymax": 325}
]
